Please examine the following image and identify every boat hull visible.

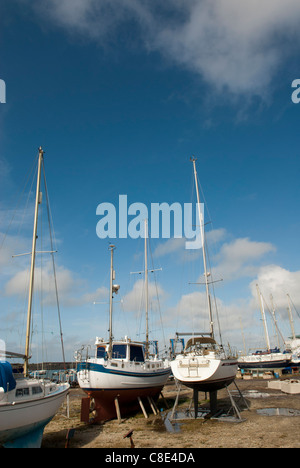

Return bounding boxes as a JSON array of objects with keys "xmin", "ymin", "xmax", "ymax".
[
  {"xmin": 87, "ymin": 385, "xmax": 163, "ymax": 421},
  {"xmin": 238, "ymin": 358, "xmax": 291, "ymax": 370},
  {"xmin": 171, "ymin": 356, "xmax": 238, "ymax": 392},
  {"xmin": 77, "ymin": 360, "xmax": 171, "ymax": 422},
  {"xmin": 0, "ymin": 384, "xmax": 69, "ymax": 448}
]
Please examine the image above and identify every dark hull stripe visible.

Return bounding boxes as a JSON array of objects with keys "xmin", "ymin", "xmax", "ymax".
[
  {"xmin": 238, "ymin": 360, "xmax": 291, "ymax": 370},
  {"xmin": 77, "ymin": 361, "xmax": 170, "ymax": 378}
]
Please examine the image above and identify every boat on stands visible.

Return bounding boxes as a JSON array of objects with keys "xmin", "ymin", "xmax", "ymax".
[
  {"xmin": 76, "ymin": 240, "xmax": 171, "ymax": 422},
  {"xmin": 238, "ymin": 285, "xmax": 292, "ymax": 371},
  {"xmin": 285, "ymin": 294, "xmax": 300, "ymax": 367},
  {"xmin": 238, "ymin": 349, "xmax": 291, "ymax": 370},
  {"xmin": 0, "ymin": 358, "xmax": 69, "ymax": 448},
  {"xmin": 171, "ymin": 157, "xmax": 238, "ymax": 395},
  {"xmin": 0, "ymin": 148, "xmax": 69, "ymax": 448}
]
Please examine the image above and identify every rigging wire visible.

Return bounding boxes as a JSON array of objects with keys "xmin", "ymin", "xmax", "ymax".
[
  {"xmin": 1, "ymin": 156, "xmax": 38, "ymax": 357},
  {"xmin": 1, "ymin": 151, "xmax": 68, "ymax": 365},
  {"xmin": 174, "ymin": 170, "xmax": 200, "ymax": 335},
  {"xmin": 148, "ymin": 233, "xmax": 167, "ymax": 352},
  {"xmin": 289, "ymin": 295, "xmax": 300, "ymax": 321},
  {"xmin": 195, "ymin": 169, "xmax": 224, "ymax": 345},
  {"xmin": 0, "ymin": 154, "xmax": 38, "ymax": 251},
  {"xmin": 42, "ymin": 160, "xmax": 66, "ymax": 368}
]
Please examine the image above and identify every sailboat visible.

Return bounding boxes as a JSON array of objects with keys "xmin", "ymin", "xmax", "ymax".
[
  {"xmin": 76, "ymin": 234, "xmax": 171, "ymax": 422},
  {"xmin": 0, "ymin": 147, "xmax": 69, "ymax": 448},
  {"xmin": 238, "ymin": 285, "xmax": 291, "ymax": 370},
  {"xmin": 285, "ymin": 294, "xmax": 300, "ymax": 366},
  {"xmin": 170, "ymin": 157, "xmax": 238, "ymax": 394}
]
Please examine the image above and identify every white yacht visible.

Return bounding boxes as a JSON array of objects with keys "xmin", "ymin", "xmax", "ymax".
[
  {"xmin": 0, "ymin": 148, "xmax": 69, "ymax": 448},
  {"xmin": 171, "ymin": 157, "xmax": 238, "ymax": 394}
]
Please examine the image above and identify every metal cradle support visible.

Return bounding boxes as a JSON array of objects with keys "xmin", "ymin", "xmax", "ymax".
[
  {"xmin": 224, "ymin": 380, "xmax": 250, "ymax": 420},
  {"xmin": 170, "ymin": 380, "xmax": 249, "ymax": 423}
]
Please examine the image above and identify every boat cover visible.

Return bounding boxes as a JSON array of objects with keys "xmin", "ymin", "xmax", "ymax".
[
  {"xmin": 184, "ymin": 336, "xmax": 216, "ymax": 351},
  {"xmin": 0, "ymin": 361, "xmax": 16, "ymax": 392}
]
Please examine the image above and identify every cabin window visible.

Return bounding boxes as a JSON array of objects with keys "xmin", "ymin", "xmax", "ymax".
[
  {"xmin": 32, "ymin": 386, "xmax": 43, "ymax": 395},
  {"xmin": 112, "ymin": 344, "xmax": 127, "ymax": 359},
  {"xmin": 97, "ymin": 346, "xmax": 106, "ymax": 358},
  {"xmin": 16, "ymin": 388, "xmax": 30, "ymax": 397},
  {"xmin": 129, "ymin": 345, "xmax": 144, "ymax": 362}
]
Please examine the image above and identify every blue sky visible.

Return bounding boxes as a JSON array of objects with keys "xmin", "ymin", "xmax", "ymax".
[{"xmin": 1, "ymin": 1, "xmax": 300, "ymax": 362}]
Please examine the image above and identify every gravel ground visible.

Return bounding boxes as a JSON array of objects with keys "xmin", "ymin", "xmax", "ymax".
[{"xmin": 42, "ymin": 376, "xmax": 300, "ymax": 449}]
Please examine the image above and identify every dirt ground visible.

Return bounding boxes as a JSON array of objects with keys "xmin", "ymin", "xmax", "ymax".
[{"xmin": 42, "ymin": 377, "xmax": 300, "ymax": 449}]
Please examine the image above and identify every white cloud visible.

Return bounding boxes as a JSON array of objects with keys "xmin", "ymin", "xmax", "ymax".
[
  {"xmin": 250, "ymin": 264, "xmax": 300, "ymax": 321},
  {"xmin": 4, "ymin": 261, "xmax": 77, "ymax": 298},
  {"xmin": 213, "ymin": 237, "xmax": 276, "ymax": 281},
  {"xmin": 31, "ymin": 0, "xmax": 153, "ymax": 42},
  {"xmin": 216, "ymin": 264, "xmax": 300, "ymax": 349},
  {"xmin": 79, "ymin": 287, "xmax": 108, "ymax": 306},
  {"xmin": 153, "ymin": 228, "xmax": 227, "ymax": 259},
  {"xmin": 122, "ymin": 278, "xmax": 167, "ymax": 314},
  {"xmin": 153, "ymin": 237, "xmax": 186, "ymax": 258},
  {"xmin": 154, "ymin": 0, "xmax": 300, "ymax": 96},
  {"xmin": 163, "ymin": 289, "xmax": 250, "ymax": 349},
  {"xmin": 160, "ymin": 235, "xmax": 292, "ymax": 350},
  {"xmin": 0, "ymin": 233, "xmax": 27, "ymax": 275},
  {"xmin": 165, "ymin": 290, "xmax": 208, "ymax": 327},
  {"xmin": 28, "ymin": 0, "xmax": 300, "ymax": 98},
  {"xmin": 3, "ymin": 259, "xmax": 108, "ymax": 308}
]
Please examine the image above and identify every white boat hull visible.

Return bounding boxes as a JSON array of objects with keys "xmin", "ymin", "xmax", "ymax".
[
  {"xmin": 77, "ymin": 358, "xmax": 171, "ymax": 421},
  {"xmin": 0, "ymin": 383, "xmax": 69, "ymax": 448},
  {"xmin": 238, "ymin": 353, "xmax": 291, "ymax": 370},
  {"xmin": 78, "ymin": 358, "xmax": 170, "ymax": 389},
  {"xmin": 171, "ymin": 355, "xmax": 238, "ymax": 392}
]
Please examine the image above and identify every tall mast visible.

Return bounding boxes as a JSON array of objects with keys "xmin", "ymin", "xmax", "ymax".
[
  {"xmin": 287, "ymin": 294, "xmax": 296, "ymax": 340},
  {"xmin": 191, "ymin": 157, "xmax": 214, "ymax": 338},
  {"xmin": 108, "ymin": 244, "xmax": 116, "ymax": 359},
  {"xmin": 239, "ymin": 317, "xmax": 247, "ymax": 355},
  {"xmin": 24, "ymin": 147, "xmax": 44, "ymax": 377},
  {"xmin": 145, "ymin": 219, "xmax": 149, "ymax": 359},
  {"xmin": 270, "ymin": 294, "xmax": 280, "ymax": 348},
  {"xmin": 256, "ymin": 285, "xmax": 270, "ymax": 351}
]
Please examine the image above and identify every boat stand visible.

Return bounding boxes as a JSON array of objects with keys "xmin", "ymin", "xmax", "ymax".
[
  {"xmin": 169, "ymin": 380, "xmax": 249, "ymax": 423},
  {"xmin": 138, "ymin": 396, "xmax": 160, "ymax": 419}
]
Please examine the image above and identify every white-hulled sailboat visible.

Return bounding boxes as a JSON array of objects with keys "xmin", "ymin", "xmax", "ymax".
[
  {"xmin": 285, "ymin": 294, "xmax": 300, "ymax": 366},
  {"xmin": 238, "ymin": 285, "xmax": 291, "ymax": 370},
  {"xmin": 171, "ymin": 157, "xmax": 238, "ymax": 396},
  {"xmin": 76, "ymin": 232, "xmax": 171, "ymax": 422},
  {"xmin": 0, "ymin": 148, "xmax": 69, "ymax": 448}
]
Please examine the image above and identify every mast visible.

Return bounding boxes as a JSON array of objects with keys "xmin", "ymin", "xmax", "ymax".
[
  {"xmin": 256, "ymin": 285, "xmax": 270, "ymax": 351},
  {"xmin": 287, "ymin": 294, "xmax": 296, "ymax": 340},
  {"xmin": 130, "ymin": 220, "xmax": 161, "ymax": 358},
  {"xmin": 191, "ymin": 157, "xmax": 214, "ymax": 338},
  {"xmin": 270, "ymin": 294, "xmax": 281, "ymax": 349},
  {"xmin": 145, "ymin": 219, "xmax": 149, "ymax": 359},
  {"xmin": 239, "ymin": 317, "xmax": 247, "ymax": 355},
  {"xmin": 24, "ymin": 147, "xmax": 44, "ymax": 377},
  {"xmin": 107, "ymin": 244, "xmax": 116, "ymax": 359}
]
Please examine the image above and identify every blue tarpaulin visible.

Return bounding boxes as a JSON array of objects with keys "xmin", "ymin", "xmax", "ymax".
[{"xmin": 0, "ymin": 361, "xmax": 16, "ymax": 392}]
